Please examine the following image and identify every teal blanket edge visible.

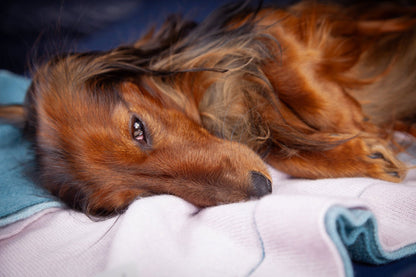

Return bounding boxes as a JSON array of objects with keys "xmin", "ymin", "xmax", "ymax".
[
  {"xmin": 1, "ymin": 70, "xmax": 416, "ymax": 273},
  {"xmin": 325, "ymin": 206, "xmax": 416, "ymax": 277},
  {"xmin": 0, "ymin": 70, "xmax": 61, "ymax": 227}
]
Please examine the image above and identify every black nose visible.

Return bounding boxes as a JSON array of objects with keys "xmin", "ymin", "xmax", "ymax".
[{"xmin": 250, "ymin": 171, "xmax": 272, "ymax": 198}]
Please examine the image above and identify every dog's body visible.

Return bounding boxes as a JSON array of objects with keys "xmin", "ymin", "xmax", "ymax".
[{"xmin": 1, "ymin": 1, "xmax": 416, "ymax": 215}]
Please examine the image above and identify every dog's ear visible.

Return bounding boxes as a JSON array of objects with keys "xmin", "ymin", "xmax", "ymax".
[{"xmin": 0, "ymin": 104, "xmax": 26, "ymax": 128}]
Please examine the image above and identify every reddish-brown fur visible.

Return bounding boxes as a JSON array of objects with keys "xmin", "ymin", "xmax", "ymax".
[{"xmin": 1, "ymin": 1, "xmax": 416, "ymax": 216}]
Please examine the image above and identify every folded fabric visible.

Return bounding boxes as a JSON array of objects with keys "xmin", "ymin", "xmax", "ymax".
[
  {"xmin": 1, "ymin": 170, "xmax": 416, "ymax": 277},
  {"xmin": 0, "ymin": 70, "xmax": 61, "ymax": 227}
]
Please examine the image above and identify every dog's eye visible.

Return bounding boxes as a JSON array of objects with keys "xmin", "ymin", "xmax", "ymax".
[{"xmin": 131, "ymin": 116, "xmax": 146, "ymax": 144}]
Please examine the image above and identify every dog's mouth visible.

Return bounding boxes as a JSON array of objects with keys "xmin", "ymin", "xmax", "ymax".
[{"xmin": 126, "ymin": 142, "xmax": 273, "ymax": 209}]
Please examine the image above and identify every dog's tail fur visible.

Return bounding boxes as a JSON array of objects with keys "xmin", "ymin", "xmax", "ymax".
[
  {"xmin": 348, "ymin": 29, "xmax": 416, "ymax": 128},
  {"xmin": 337, "ymin": 4, "xmax": 416, "ymax": 129}
]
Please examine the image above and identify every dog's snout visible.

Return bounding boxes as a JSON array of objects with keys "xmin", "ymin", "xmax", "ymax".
[{"xmin": 250, "ymin": 171, "xmax": 272, "ymax": 198}]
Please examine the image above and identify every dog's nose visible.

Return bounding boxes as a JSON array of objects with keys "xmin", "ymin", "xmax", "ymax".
[{"xmin": 250, "ymin": 171, "xmax": 272, "ymax": 198}]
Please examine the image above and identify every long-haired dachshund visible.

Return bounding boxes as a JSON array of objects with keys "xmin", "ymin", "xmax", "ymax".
[{"xmin": 1, "ymin": 1, "xmax": 415, "ymax": 216}]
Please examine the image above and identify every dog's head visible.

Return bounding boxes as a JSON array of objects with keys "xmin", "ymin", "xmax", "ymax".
[
  {"xmin": 0, "ymin": 4, "xmax": 278, "ymax": 216},
  {"xmin": 14, "ymin": 48, "xmax": 272, "ymax": 216}
]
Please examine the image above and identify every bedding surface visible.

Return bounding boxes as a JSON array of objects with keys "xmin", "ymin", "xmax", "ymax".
[
  {"xmin": 0, "ymin": 71, "xmax": 61, "ymax": 227},
  {"xmin": 1, "ymin": 70, "xmax": 416, "ymax": 276}
]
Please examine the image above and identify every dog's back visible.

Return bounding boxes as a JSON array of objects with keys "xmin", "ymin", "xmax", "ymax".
[{"xmin": 246, "ymin": 2, "xmax": 416, "ymax": 181}]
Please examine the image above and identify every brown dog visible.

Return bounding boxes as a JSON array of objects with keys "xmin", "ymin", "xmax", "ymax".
[{"xmin": 1, "ymin": 1, "xmax": 415, "ymax": 216}]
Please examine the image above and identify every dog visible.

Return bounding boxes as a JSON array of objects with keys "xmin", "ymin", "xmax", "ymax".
[{"xmin": 1, "ymin": 1, "xmax": 415, "ymax": 216}]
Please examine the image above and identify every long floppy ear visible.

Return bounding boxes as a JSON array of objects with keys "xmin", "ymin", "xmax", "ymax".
[{"xmin": 0, "ymin": 104, "xmax": 26, "ymax": 128}]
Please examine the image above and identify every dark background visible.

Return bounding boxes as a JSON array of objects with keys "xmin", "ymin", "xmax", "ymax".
[
  {"xmin": 1, "ymin": 0, "xmax": 415, "ymax": 275},
  {"xmin": 0, "ymin": 0, "xmax": 293, "ymax": 75},
  {"xmin": 2, "ymin": 0, "xmax": 413, "ymax": 75}
]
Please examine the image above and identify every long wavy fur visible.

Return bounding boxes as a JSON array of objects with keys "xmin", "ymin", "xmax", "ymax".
[{"xmin": 1, "ymin": 1, "xmax": 416, "ymax": 216}]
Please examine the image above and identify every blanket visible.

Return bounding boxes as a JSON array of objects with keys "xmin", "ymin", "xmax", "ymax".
[
  {"xmin": 0, "ymin": 70, "xmax": 61, "ymax": 227},
  {"xmin": 0, "ymin": 70, "xmax": 415, "ymax": 276}
]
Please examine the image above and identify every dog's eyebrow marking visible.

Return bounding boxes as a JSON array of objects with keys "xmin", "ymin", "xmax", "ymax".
[{"xmin": 117, "ymin": 96, "xmax": 131, "ymax": 110}]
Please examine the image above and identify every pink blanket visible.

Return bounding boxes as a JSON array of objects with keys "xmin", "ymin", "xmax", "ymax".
[{"xmin": 1, "ymin": 164, "xmax": 415, "ymax": 277}]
